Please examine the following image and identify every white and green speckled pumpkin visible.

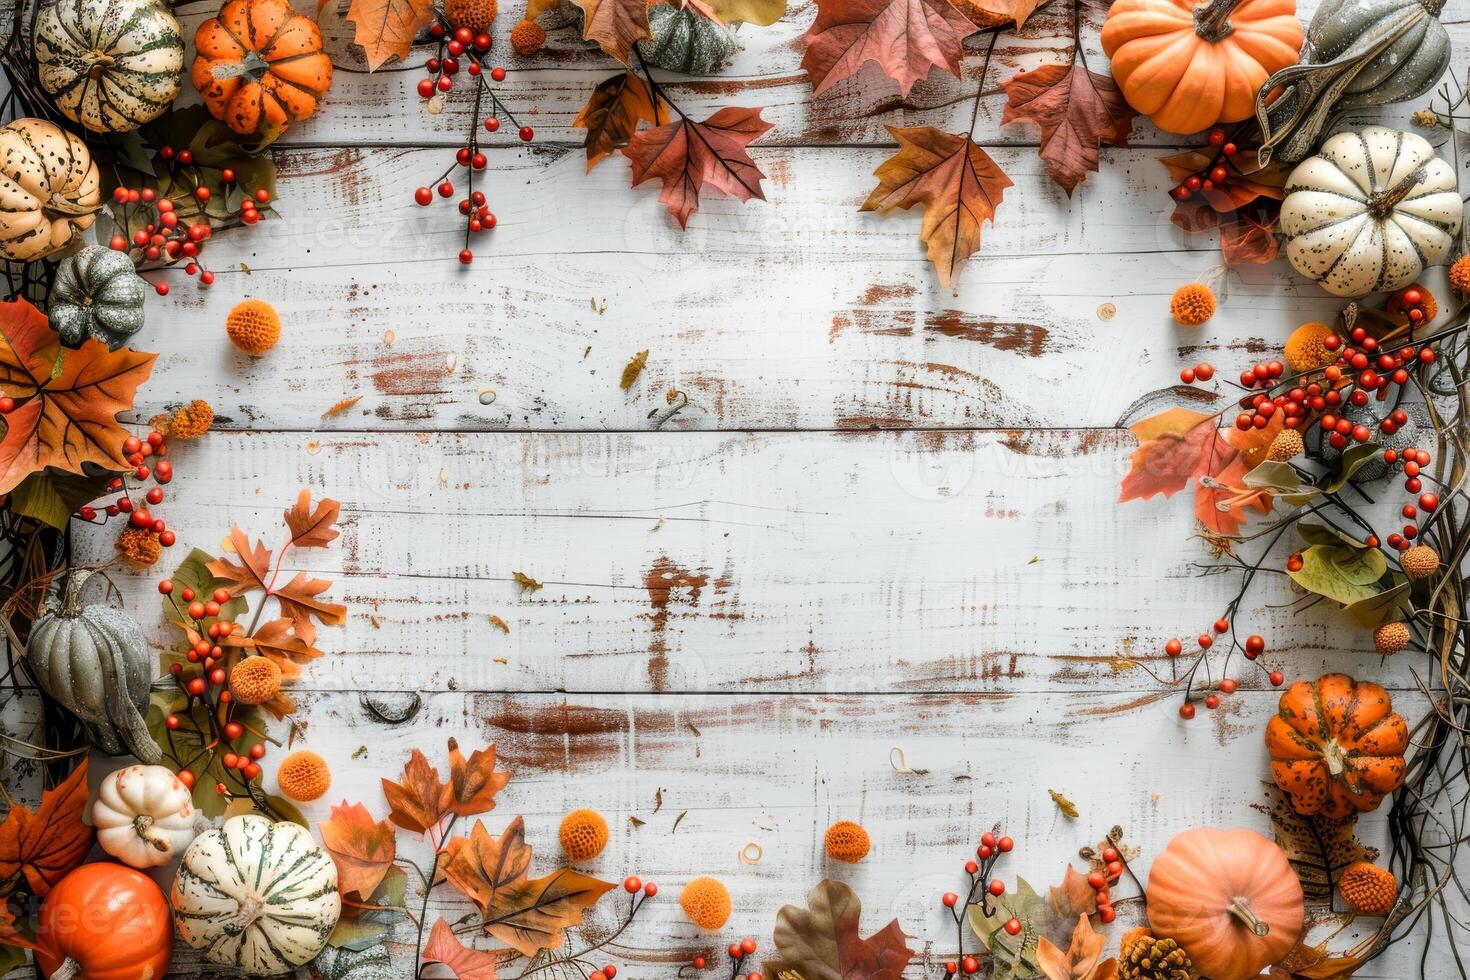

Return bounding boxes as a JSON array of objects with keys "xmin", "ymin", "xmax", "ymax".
[
  {"xmin": 1281, "ymin": 127, "xmax": 1462, "ymax": 298},
  {"xmin": 172, "ymin": 814, "xmax": 341, "ymax": 975},
  {"xmin": 34, "ymin": 0, "xmax": 185, "ymax": 133},
  {"xmin": 638, "ymin": 3, "xmax": 738, "ymax": 75},
  {"xmin": 50, "ymin": 245, "xmax": 147, "ymax": 350}
]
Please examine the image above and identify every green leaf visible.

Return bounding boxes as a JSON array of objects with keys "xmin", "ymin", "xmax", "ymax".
[
  {"xmin": 1325, "ymin": 442, "xmax": 1382, "ymax": 493},
  {"xmin": 8, "ymin": 469, "xmax": 112, "ymax": 529},
  {"xmin": 967, "ymin": 876, "xmax": 1085, "ymax": 978},
  {"xmin": 1243, "ymin": 461, "xmax": 1318, "ymax": 506},
  {"xmin": 1287, "ymin": 544, "xmax": 1388, "ymax": 606},
  {"xmin": 163, "ymin": 548, "xmax": 248, "ymax": 630},
  {"xmin": 1297, "ymin": 521, "xmax": 1372, "ymax": 550},
  {"xmin": 1341, "ymin": 580, "xmax": 1410, "ymax": 630}
]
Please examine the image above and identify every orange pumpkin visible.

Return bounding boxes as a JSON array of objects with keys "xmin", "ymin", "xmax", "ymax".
[
  {"xmin": 1100, "ymin": 0, "xmax": 1304, "ymax": 134},
  {"xmin": 1147, "ymin": 828, "xmax": 1303, "ymax": 980},
  {"xmin": 192, "ymin": 0, "xmax": 333, "ymax": 136},
  {"xmin": 33, "ymin": 863, "xmax": 173, "ymax": 980},
  {"xmin": 1266, "ymin": 673, "xmax": 1408, "ymax": 821}
]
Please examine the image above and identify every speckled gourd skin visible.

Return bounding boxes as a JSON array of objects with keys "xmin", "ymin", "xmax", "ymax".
[
  {"xmin": 639, "ymin": 4, "xmax": 739, "ymax": 75},
  {"xmin": 0, "ymin": 118, "xmax": 101, "ymax": 261},
  {"xmin": 1281, "ymin": 127, "xmax": 1462, "ymax": 297},
  {"xmin": 172, "ymin": 814, "xmax": 341, "ymax": 974},
  {"xmin": 49, "ymin": 245, "xmax": 148, "ymax": 350},
  {"xmin": 34, "ymin": 0, "xmax": 186, "ymax": 133},
  {"xmin": 1304, "ymin": 0, "xmax": 1449, "ymax": 110},
  {"xmin": 26, "ymin": 571, "xmax": 160, "ymax": 762}
]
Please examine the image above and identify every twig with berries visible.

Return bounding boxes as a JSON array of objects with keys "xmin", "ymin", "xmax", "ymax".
[
  {"xmin": 679, "ymin": 934, "xmax": 761, "ymax": 980},
  {"xmin": 506, "ymin": 876, "xmax": 661, "ymax": 980},
  {"xmin": 934, "ymin": 830, "xmax": 1023, "ymax": 978}
]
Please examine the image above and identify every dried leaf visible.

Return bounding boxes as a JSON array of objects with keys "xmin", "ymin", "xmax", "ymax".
[
  {"xmin": 949, "ymin": 0, "xmax": 1042, "ymax": 27},
  {"xmin": 1036, "ymin": 914, "xmax": 1112, "ymax": 980},
  {"xmin": 1048, "ymin": 789, "xmax": 1079, "ymax": 819},
  {"xmin": 1258, "ymin": 789, "xmax": 1377, "ymax": 902},
  {"xmin": 671, "ymin": 810, "xmax": 688, "ymax": 832},
  {"xmin": 346, "ymin": 0, "xmax": 436, "ymax": 69},
  {"xmin": 488, "ymin": 615, "xmax": 510, "ymax": 634},
  {"xmin": 569, "ymin": 0, "xmax": 651, "ymax": 63},
  {"xmin": 382, "ymin": 748, "xmax": 449, "ymax": 835},
  {"xmin": 446, "ymin": 739, "xmax": 511, "ymax": 819},
  {"xmin": 1219, "ymin": 210, "xmax": 1281, "ymax": 266},
  {"xmin": 767, "ymin": 879, "xmax": 915, "ymax": 980},
  {"xmin": 423, "ymin": 918, "xmax": 501, "ymax": 980},
  {"xmin": 274, "ymin": 571, "xmax": 347, "ymax": 645},
  {"xmin": 703, "ymin": 0, "xmax": 785, "ymax": 23},
  {"xmin": 623, "ymin": 107, "xmax": 774, "ymax": 229},
  {"xmin": 863, "ymin": 126, "xmax": 1012, "ymax": 289},
  {"xmin": 322, "ymin": 396, "xmax": 363, "ymax": 418},
  {"xmin": 221, "ymin": 617, "xmax": 324, "ymax": 678},
  {"xmin": 1000, "ymin": 64, "xmax": 1134, "ymax": 196},
  {"xmin": 208, "ymin": 526, "xmax": 274, "ymax": 595},
  {"xmin": 802, "ymin": 0, "xmax": 974, "ymax": 97},
  {"xmin": 284, "ymin": 488, "xmax": 342, "ymax": 548},
  {"xmin": 620, "ymin": 350, "xmax": 650, "ymax": 390},
  {"xmin": 575, "ymin": 72, "xmax": 664, "ymax": 171},
  {"xmin": 320, "ymin": 801, "xmax": 397, "ymax": 901},
  {"xmin": 0, "ymin": 299, "xmax": 157, "ymax": 493},
  {"xmin": 512, "ymin": 571, "xmax": 543, "ymax": 594},
  {"xmin": 628, "ymin": 815, "xmax": 646, "ymax": 827},
  {"xmin": 0, "ymin": 760, "xmax": 93, "ymax": 897},
  {"xmin": 1117, "ymin": 409, "xmax": 1219, "ymax": 503}
]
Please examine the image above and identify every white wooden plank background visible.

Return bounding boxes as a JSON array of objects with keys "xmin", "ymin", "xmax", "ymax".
[{"xmin": 28, "ymin": 0, "xmax": 1470, "ymax": 974}]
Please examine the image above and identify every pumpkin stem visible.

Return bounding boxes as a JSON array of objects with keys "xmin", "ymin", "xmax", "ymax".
[
  {"xmin": 1420, "ymin": 0, "xmax": 1445, "ymax": 16},
  {"xmin": 211, "ymin": 49, "xmax": 272, "ymax": 84},
  {"xmin": 58, "ymin": 570, "xmax": 92, "ymax": 617},
  {"xmin": 237, "ymin": 894, "xmax": 265, "ymax": 930},
  {"xmin": 50, "ymin": 958, "xmax": 82, "ymax": 980},
  {"xmin": 1369, "ymin": 169, "xmax": 1428, "ymax": 220},
  {"xmin": 1322, "ymin": 737, "xmax": 1349, "ymax": 777},
  {"xmin": 82, "ymin": 50, "xmax": 116, "ymax": 80},
  {"xmin": 1192, "ymin": 0, "xmax": 1245, "ymax": 42},
  {"xmin": 1226, "ymin": 896, "xmax": 1272, "ymax": 937},
  {"xmin": 134, "ymin": 813, "xmax": 169, "ymax": 851}
]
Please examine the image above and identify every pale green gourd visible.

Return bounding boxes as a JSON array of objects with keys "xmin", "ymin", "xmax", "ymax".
[
  {"xmin": 639, "ymin": 3, "xmax": 738, "ymax": 75},
  {"xmin": 49, "ymin": 246, "xmax": 147, "ymax": 350},
  {"xmin": 26, "ymin": 570, "xmax": 160, "ymax": 762}
]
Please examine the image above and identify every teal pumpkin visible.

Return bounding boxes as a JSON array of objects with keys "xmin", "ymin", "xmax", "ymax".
[
  {"xmin": 49, "ymin": 246, "xmax": 147, "ymax": 350},
  {"xmin": 639, "ymin": 4, "xmax": 738, "ymax": 75}
]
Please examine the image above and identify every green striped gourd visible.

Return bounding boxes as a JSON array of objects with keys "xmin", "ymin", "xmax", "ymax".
[
  {"xmin": 172, "ymin": 814, "xmax": 341, "ymax": 975},
  {"xmin": 34, "ymin": 0, "xmax": 185, "ymax": 133}
]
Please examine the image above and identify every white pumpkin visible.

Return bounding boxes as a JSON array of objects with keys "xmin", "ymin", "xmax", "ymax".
[
  {"xmin": 1281, "ymin": 126, "xmax": 1462, "ymax": 298},
  {"xmin": 172, "ymin": 814, "xmax": 341, "ymax": 974},
  {"xmin": 92, "ymin": 764, "xmax": 197, "ymax": 868},
  {"xmin": 0, "ymin": 118, "xmax": 101, "ymax": 261},
  {"xmin": 34, "ymin": 0, "xmax": 186, "ymax": 133}
]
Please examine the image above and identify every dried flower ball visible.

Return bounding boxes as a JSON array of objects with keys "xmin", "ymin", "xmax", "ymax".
[
  {"xmin": 226, "ymin": 299, "xmax": 281, "ymax": 356},
  {"xmin": 446, "ymin": 0, "xmax": 497, "ymax": 32},
  {"xmin": 158, "ymin": 399, "xmax": 215, "ymax": 439},
  {"xmin": 823, "ymin": 821, "xmax": 871, "ymax": 863},
  {"xmin": 1450, "ymin": 256, "xmax": 1470, "ymax": 294},
  {"xmin": 230, "ymin": 656, "xmax": 283, "ymax": 704},
  {"xmin": 277, "ymin": 750, "xmax": 331, "ymax": 801},
  {"xmin": 1169, "ymin": 284, "xmax": 1215, "ymax": 326},
  {"xmin": 1338, "ymin": 861, "xmax": 1397, "ymax": 915},
  {"xmin": 1266, "ymin": 429, "xmax": 1304, "ymax": 462},
  {"xmin": 1283, "ymin": 322, "xmax": 1338, "ymax": 372},
  {"xmin": 1373, "ymin": 622, "xmax": 1410, "ymax": 655},
  {"xmin": 559, "ymin": 808, "xmax": 609, "ymax": 862},
  {"xmin": 510, "ymin": 19, "xmax": 545, "ymax": 55},
  {"xmin": 679, "ymin": 876, "xmax": 732, "ymax": 930},
  {"xmin": 1401, "ymin": 545, "xmax": 1440, "ymax": 581},
  {"xmin": 116, "ymin": 526, "xmax": 161, "ymax": 567}
]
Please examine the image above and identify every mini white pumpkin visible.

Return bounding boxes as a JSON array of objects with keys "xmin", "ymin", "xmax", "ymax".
[
  {"xmin": 1281, "ymin": 126, "xmax": 1462, "ymax": 297},
  {"xmin": 172, "ymin": 814, "xmax": 340, "ymax": 975},
  {"xmin": 91, "ymin": 764, "xmax": 197, "ymax": 868}
]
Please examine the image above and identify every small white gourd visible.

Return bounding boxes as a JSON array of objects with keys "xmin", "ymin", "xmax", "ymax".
[{"xmin": 91, "ymin": 764, "xmax": 197, "ymax": 868}]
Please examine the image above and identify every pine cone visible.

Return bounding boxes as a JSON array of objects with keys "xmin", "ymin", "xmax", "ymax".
[{"xmin": 1120, "ymin": 928, "xmax": 1194, "ymax": 980}]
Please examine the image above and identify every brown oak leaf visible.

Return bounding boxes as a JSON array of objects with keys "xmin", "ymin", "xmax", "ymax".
[
  {"xmin": 767, "ymin": 879, "xmax": 915, "ymax": 980},
  {"xmin": 423, "ymin": 918, "xmax": 501, "ymax": 979},
  {"xmin": 575, "ymin": 72, "xmax": 665, "ymax": 171},
  {"xmin": 569, "ymin": 0, "xmax": 652, "ymax": 64},
  {"xmin": 446, "ymin": 739, "xmax": 511, "ymax": 818},
  {"xmin": 383, "ymin": 748, "xmax": 450, "ymax": 835},
  {"xmin": 222, "ymin": 617, "xmax": 324, "ymax": 678},
  {"xmin": 274, "ymin": 570, "xmax": 347, "ymax": 645},
  {"xmin": 802, "ymin": 0, "xmax": 974, "ymax": 97},
  {"xmin": 862, "ymin": 126, "xmax": 1012, "ymax": 289},
  {"xmin": 208, "ymin": 526, "xmax": 274, "ymax": 596},
  {"xmin": 1037, "ymin": 914, "xmax": 1116, "ymax": 980},
  {"xmin": 0, "ymin": 298, "xmax": 156, "ymax": 494},
  {"xmin": 284, "ymin": 488, "xmax": 342, "ymax": 548},
  {"xmin": 622, "ymin": 107, "xmax": 773, "ymax": 228},
  {"xmin": 0, "ymin": 760, "xmax": 92, "ymax": 897},
  {"xmin": 320, "ymin": 801, "xmax": 397, "ymax": 901},
  {"xmin": 1000, "ymin": 63, "xmax": 1134, "ymax": 196},
  {"xmin": 346, "ymin": 0, "xmax": 436, "ymax": 70}
]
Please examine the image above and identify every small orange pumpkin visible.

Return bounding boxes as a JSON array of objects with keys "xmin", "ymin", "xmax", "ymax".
[
  {"xmin": 33, "ymin": 862, "xmax": 173, "ymax": 980},
  {"xmin": 1146, "ymin": 827, "xmax": 1303, "ymax": 980},
  {"xmin": 192, "ymin": 0, "xmax": 333, "ymax": 136},
  {"xmin": 1101, "ymin": 0, "xmax": 1304, "ymax": 134},
  {"xmin": 1266, "ymin": 673, "xmax": 1408, "ymax": 821}
]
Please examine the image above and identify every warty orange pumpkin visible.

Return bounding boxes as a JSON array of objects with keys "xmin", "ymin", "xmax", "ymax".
[
  {"xmin": 1101, "ymin": 0, "xmax": 1304, "ymax": 135},
  {"xmin": 192, "ymin": 0, "xmax": 333, "ymax": 136},
  {"xmin": 1266, "ymin": 673, "xmax": 1408, "ymax": 821}
]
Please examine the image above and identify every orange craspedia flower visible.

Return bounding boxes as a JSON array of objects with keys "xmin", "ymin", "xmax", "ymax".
[
  {"xmin": 559, "ymin": 808, "xmax": 609, "ymax": 862},
  {"xmin": 446, "ymin": 0, "xmax": 497, "ymax": 32},
  {"xmin": 510, "ymin": 19, "xmax": 545, "ymax": 55},
  {"xmin": 1169, "ymin": 283, "xmax": 1215, "ymax": 326},
  {"xmin": 1449, "ymin": 256, "xmax": 1470, "ymax": 294},
  {"xmin": 1338, "ymin": 861, "xmax": 1397, "ymax": 915},
  {"xmin": 116, "ymin": 526, "xmax": 161, "ymax": 567},
  {"xmin": 1402, "ymin": 545, "xmax": 1440, "ymax": 581},
  {"xmin": 277, "ymin": 750, "xmax": 331, "ymax": 801},
  {"xmin": 679, "ymin": 876, "xmax": 731, "ymax": 930},
  {"xmin": 226, "ymin": 299, "xmax": 281, "ymax": 355},
  {"xmin": 823, "ymin": 821, "xmax": 870, "ymax": 863},
  {"xmin": 230, "ymin": 656, "xmax": 283, "ymax": 705},
  {"xmin": 1284, "ymin": 321, "xmax": 1338, "ymax": 372},
  {"xmin": 165, "ymin": 399, "xmax": 214, "ymax": 439}
]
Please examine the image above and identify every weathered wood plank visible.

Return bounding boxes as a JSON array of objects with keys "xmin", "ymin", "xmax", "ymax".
[
  {"xmin": 138, "ymin": 143, "xmax": 1363, "ymax": 431},
  {"xmin": 74, "ymin": 430, "xmax": 1411, "ymax": 694}
]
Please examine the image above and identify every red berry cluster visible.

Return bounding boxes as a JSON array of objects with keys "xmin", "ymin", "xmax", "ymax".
[
  {"xmin": 156, "ymin": 580, "xmax": 267, "ymax": 796},
  {"xmin": 1170, "ymin": 129, "xmax": 1241, "ymax": 201},
  {"xmin": 1166, "ymin": 622, "xmax": 1282, "ymax": 721},
  {"xmin": 939, "ymin": 831, "xmax": 1020, "ymax": 975},
  {"xmin": 1232, "ymin": 359, "xmax": 1307, "ymax": 431},
  {"xmin": 1382, "ymin": 447, "xmax": 1437, "ymax": 550},
  {"xmin": 1178, "ymin": 361, "xmax": 1214, "ymax": 384},
  {"xmin": 1084, "ymin": 845, "xmax": 1126, "ymax": 924},
  {"xmin": 68, "ymin": 431, "xmax": 178, "ymax": 545}
]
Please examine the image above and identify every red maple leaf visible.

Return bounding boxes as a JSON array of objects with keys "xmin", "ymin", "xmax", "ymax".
[
  {"xmin": 803, "ymin": 0, "xmax": 975, "ymax": 97},
  {"xmin": 1000, "ymin": 63, "xmax": 1134, "ymax": 196},
  {"xmin": 1117, "ymin": 408, "xmax": 1220, "ymax": 503},
  {"xmin": 423, "ymin": 918, "xmax": 501, "ymax": 979},
  {"xmin": 622, "ymin": 107, "xmax": 773, "ymax": 228}
]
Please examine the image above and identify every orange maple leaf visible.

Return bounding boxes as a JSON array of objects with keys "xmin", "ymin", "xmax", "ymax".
[
  {"xmin": 862, "ymin": 126, "xmax": 1012, "ymax": 289},
  {"xmin": 575, "ymin": 72, "xmax": 665, "ymax": 171},
  {"xmin": 0, "ymin": 760, "xmax": 93, "ymax": 897},
  {"xmin": 1000, "ymin": 63, "xmax": 1134, "ymax": 197},
  {"xmin": 623, "ymin": 107, "xmax": 774, "ymax": 228},
  {"xmin": 274, "ymin": 571, "xmax": 347, "ymax": 645},
  {"xmin": 320, "ymin": 801, "xmax": 397, "ymax": 901},
  {"xmin": 284, "ymin": 488, "xmax": 341, "ymax": 548},
  {"xmin": 1036, "ymin": 913, "xmax": 1116, "ymax": 980},
  {"xmin": 802, "ymin": 0, "xmax": 974, "ymax": 97},
  {"xmin": 383, "ymin": 748, "xmax": 450, "ymax": 835},
  {"xmin": 569, "ymin": 0, "xmax": 652, "ymax": 64},
  {"xmin": 207, "ymin": 525, "xmax": 274, "ymax": 596},
  {"xmin": 0, "ymin": 299, "xmax": 156, "ymax": 494},
  {"xmin": 446, "ymin": 739, "xmax": 511, "ymax": 818},
  {"xmin": 222, "ymin": 617, "xmax": 323, "ymax": 678},
  {"xmin": 346, "ymin": 0, "xmax": 436, "ymax": 70},
  {"xmin": 949, "ymin": 0, "xmax": 1043, "ymax": 27},
  {"xmin": 1117, "ymin": 408, "xmax": 1221, "ymax": 503},
  {"xmin": 423, "ymin": 918, "xmax": 501, "ymax": 980}
]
